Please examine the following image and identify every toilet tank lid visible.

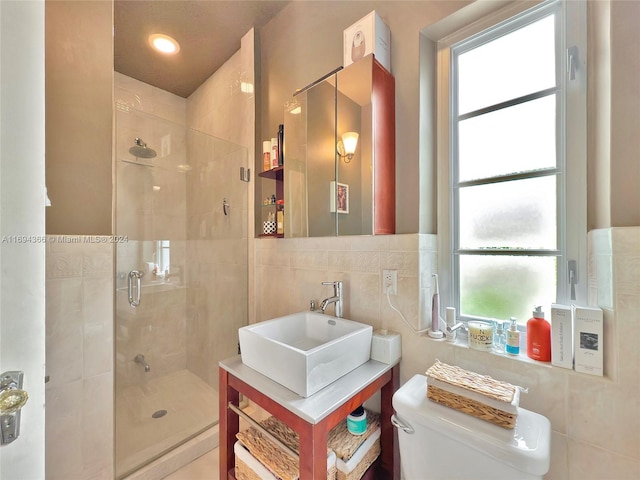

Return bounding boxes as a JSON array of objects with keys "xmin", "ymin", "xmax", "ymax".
[{"xmin": 392, "ymin": 374, "xmax": 551, "ymax": 476}]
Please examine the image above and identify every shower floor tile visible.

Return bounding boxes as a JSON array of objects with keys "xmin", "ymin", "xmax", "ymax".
[{"xmin": 116, "ymin": 369, "xmax": 218, "ymax": 478}]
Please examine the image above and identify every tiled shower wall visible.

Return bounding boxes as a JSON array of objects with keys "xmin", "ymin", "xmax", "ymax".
[
  {"xmin": 185, "ymin": 28, "xmax": 254, "ymax": 388},
  {"xmin": 45, "ymin": 238, "xmax": 114, "ymax": 480},
  {"xmin": 254, "ymin": 227, "xmax": 640, "ymax": 479}
]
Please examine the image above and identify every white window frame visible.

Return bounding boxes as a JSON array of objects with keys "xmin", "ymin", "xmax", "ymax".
[
  {"xmin": 156, "ymin": 239, "xmax": 171, "ymax": 275},
  {"xmin": 434, "ymin": 0, "xmax": 587, "ymax": 327}
]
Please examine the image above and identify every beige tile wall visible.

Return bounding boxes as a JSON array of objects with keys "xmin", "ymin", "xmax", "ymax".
[
  {"xmin": 45, "ymin": 237, "xmax": 114, "ymax": 480},
  {"xmin": 254, "ymin": 234, "xmax": 425, "ymax": 327},
  {"xmin": 254, "ymin": 227, "xmax": 640, "ymax": 479}
]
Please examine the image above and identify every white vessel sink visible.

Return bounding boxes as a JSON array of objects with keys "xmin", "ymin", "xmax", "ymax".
[{"xmin": 238, "ymin": 312, "xmax": 373, "ymax": 397}]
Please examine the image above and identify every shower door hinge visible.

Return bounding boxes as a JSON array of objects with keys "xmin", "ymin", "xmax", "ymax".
[{"xmin": 240, "ymin": 167, "xmax": 251, "ymax": 182}]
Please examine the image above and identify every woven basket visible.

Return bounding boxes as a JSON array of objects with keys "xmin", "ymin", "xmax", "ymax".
[
  {"xmin": 235, "ymin": 441, "xmax": 337, "ymax": 480},
  {"xmin": 426, "ymin": 360, "xmax": 519, "ymax": 429},
  {"xmin": 236, "ymin": 418, "xmax": 336, "ymax": 480},
  {"xmin": 329, "ymin": 411, "xmax": 381, "ymax": 480},
  {"xmin": 235, "ymin": 452, "xmax": 264, "ymax": 480},
  {"xmin": 336, "ymin": 434, "xmax": 380, "ymax": 480},
  {"xmin": 328, "ymin": 411, "xmax": 380, "ymax": 461},
  {"xmin": 236, "ymin": 413, "xmax": 380, "ymax": 480}
]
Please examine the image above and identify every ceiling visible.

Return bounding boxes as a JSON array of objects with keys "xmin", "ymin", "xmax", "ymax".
[{"xmin": 114, "ymin": 1, "xmax": 289, "ymax": 98}]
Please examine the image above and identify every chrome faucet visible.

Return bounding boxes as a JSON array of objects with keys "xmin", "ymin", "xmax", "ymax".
[
  {"xmin": 134, "ymin": 353, "xmax": 151, "ymax": 373},
  {"xmin": 320, "ymin": 281, "xmax": 343, "ymax": 318}
]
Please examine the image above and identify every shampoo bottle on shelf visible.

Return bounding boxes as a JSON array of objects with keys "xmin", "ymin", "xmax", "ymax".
[
  {"xmin": 262, "ymin": 141, "xmax": 271, "ymax": 171},
  {"xmin": 270, "ymin": 137, "xmax": 279, "ymax": 169},
  {"xmin": 506, "ymin": 317, "xmax": 520, "ymax": 355},
  {"xmin": 527, "ymin": 305, "xmax": 551, "ymax": 361},
  {"xmin": 276, "ymin": 209, "xmax": 284, "ymax": 235}
]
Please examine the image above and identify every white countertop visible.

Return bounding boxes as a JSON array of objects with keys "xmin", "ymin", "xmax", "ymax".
[{"xmin": 220, "ymin": 355, "xmax": 396, "ymax": 424}]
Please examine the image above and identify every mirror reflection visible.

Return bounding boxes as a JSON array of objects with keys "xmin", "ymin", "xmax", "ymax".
[{"xmin": 284, "ymin": 55, "xmax": 380, "ymax": 237}]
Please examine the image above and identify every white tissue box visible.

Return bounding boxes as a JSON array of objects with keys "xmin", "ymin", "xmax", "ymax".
[
  {"xmin": 573, "ymin": 305, "xmax": 603, "ymax": 376},
  {"xmin": 551, "ymin": 304, "xmax": 573, "ymax": 369},
  {"xmin": 370, "ymin": 329, "xmax": 401, "ymax": 364},
  {"xmin": 343, "ymin": 11, "xmax": 391, "ymax": 72}
]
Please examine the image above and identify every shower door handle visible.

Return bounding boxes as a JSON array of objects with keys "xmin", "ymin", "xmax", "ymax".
[{"xmin": 128, "ymin": 270, "xmax": 143, "ymax": 308}]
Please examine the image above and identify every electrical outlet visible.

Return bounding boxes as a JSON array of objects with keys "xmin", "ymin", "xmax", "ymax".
[{"xmin": 383, "ymin": 269, "xmax": 398, "ymax": 295}]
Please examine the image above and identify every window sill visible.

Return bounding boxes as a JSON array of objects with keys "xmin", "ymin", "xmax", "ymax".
[{"xmin": 431, "ymin": 334, "xmax": 553, "ymax": 368}]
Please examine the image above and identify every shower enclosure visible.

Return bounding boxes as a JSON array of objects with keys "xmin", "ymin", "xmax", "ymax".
[{"xmin": 114, "ymin": 95, "xmax": 248, "ymax": 478}]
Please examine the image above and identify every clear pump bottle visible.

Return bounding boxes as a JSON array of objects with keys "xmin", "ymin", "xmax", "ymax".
[{"xmin": 493, "ymin": 320, "xmax": 506, "ymax": 354}]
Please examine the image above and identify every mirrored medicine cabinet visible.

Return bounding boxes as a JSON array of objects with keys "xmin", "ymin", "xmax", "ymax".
[{"xmin": 278, "ymin": 54, "xmax": 396, "ymax": 237}]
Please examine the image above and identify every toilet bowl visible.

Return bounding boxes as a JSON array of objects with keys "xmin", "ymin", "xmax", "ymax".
[{"xmin": 392, "ymin": 374, "xmax": 551, "ymax": 480}]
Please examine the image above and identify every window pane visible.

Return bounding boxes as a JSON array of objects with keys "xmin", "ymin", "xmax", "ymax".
[
  {"xmin": 458, "ymin": 95, "xmax": 557, "ymax": 182},
  {"xmin": 458, "ymin": 14, "xmax": 556, "ymax": 115},
  {"xmin": 459, "ymin": 255, "xmax": 557, "ymax": 323},
  {"xmin": 459, "ymin": 176, "xmax": 557, "ymax": 249}
]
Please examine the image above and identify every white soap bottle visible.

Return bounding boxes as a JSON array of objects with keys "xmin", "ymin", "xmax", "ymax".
[{"xmin": 506, "ymin": 317, "xmax": 520, "ymax": 355}]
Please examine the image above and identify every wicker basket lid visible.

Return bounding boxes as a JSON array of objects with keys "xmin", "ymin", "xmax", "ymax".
[{"xmin": 426, "ymin": 360, "xmax": 517, "ymax": 403}]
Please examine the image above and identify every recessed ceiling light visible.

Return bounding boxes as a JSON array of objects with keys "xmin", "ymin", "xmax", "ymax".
[{"xmin": 148, "ymin": 34, "xmax": 180, "ymax": 55}]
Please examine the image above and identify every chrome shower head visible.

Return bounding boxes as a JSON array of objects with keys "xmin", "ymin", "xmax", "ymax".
[{"xmin": 129, "ymin": 137, "xmax": 157, "ymax": 159}]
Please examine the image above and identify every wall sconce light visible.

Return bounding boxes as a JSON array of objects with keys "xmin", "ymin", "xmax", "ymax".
[{"xmin": 337, "ymin": 132, "xmax": 359, "ymax": 163}]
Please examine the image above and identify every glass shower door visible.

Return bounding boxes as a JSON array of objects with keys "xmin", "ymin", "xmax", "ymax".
[{"xmin": 114, "ymin": 105, "xmax": 248, "ymax": 478}]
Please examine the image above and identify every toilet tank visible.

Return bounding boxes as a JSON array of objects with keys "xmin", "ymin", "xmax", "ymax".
[{"xmin": 392, "ymin": 374, "xmax": 550, "ymax": 480}]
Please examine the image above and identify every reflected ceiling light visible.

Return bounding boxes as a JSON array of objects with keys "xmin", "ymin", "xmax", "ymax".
[
  {"xmin": 286, "ymin": 99, "xmax": 301, "ymax": 115},
  {"xmin": 337, "ymin": 132, "xmax": 359, "ymax": 163},
  {"xmin": 148, "ymin": 34, "xmax": 180, "ymax": 55}
]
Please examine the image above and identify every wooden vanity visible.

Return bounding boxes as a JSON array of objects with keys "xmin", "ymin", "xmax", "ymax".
[{"xmin": 219, "ymin": 356, "xmax": 400, "ymax": 480}]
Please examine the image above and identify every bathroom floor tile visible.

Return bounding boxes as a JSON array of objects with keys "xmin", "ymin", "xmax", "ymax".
[{"xmin": 164, "ymin": 448, "xmax": 219, "ymax": 480}]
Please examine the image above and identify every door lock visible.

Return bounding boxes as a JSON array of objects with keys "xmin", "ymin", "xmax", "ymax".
[{"xmin": 0, "ymin": 371, "xmax": 28, "ymax": 445}]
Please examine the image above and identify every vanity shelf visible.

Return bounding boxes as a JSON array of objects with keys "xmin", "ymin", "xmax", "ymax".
[
  {"xmin": 258, "ymin": 165, "xmax": 284, "ymax": 180},
  {"xmin": 258, "ymin": 233, "xmax": 284, "ymax": 238},
  {"xmin": 219, "ymin": 355, "xmax": 400, "ymax": 480},
  {"xmin": 258, "ymin": 166, "xmax": 284, "ymax": 237}
]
